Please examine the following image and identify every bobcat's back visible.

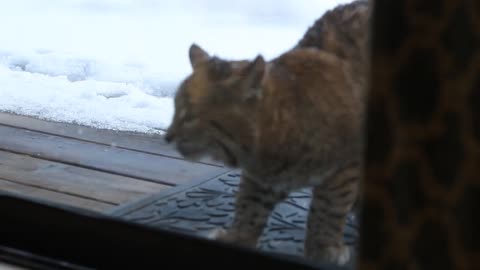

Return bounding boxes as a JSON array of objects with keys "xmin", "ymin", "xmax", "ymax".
[{"xmin": 296, "ymin": 0, "xmax": 370, "ymax": 89}]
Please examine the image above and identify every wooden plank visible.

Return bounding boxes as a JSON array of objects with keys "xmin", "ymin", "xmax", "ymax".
[
  {"xmin": 0, "ymin": 150, "xmax": 169, "ymax": 205},
  {"xmin": 0, "ymin": 178, "xmax": 113, "ymax": 212},
  {"xmin": 0, "ymin": 112, "xmax": 222, "ymax": 167},
  {"xmin": 0, "ymin": 125, "xmax": 230, "ymax": 186}
]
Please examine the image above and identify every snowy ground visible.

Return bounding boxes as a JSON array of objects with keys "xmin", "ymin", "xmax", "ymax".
[{"xmin": 0, "ymin": 0, "xmax": 350, "ymax": 134}]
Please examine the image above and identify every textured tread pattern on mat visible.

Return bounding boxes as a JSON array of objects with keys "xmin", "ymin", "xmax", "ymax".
[{"xmin": 111, "ymin": 171, "xmax": 359, "ymax": 259}]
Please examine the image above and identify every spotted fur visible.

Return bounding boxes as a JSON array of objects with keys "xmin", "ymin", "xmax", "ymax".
[{"xmin": 165, "ymin": 1, "xmax": 370, "ymax": 265}]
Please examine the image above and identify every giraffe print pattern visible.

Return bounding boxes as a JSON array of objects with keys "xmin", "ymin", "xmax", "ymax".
[{"xmin": 359, "ymin": 0, "xmax": 480, "ymax": 269}]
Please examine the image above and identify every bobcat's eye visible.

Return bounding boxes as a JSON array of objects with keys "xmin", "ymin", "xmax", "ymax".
[
  {"xmin": 178, "ymin": 109, "xmax": 187, "ymax": 120},
  {"xmin": 183, "ymin": 118, "xmax": 198, "ymax": 128},
  {"xmin": 177, "ymin": 109, "xmax": 197, "ymax": 127}
]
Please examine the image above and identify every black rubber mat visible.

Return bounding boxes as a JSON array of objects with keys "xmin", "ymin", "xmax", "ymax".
[{"xmin": 111, "ymin": 171, "xmax": 359, "ymax": 264}]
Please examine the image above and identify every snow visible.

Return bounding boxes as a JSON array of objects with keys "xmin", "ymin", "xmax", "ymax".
[{"xmin": 0, "ymin": 0, "xmax": 351, "ymax": 134}]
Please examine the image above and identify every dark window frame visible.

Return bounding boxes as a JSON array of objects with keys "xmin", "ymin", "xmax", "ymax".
[{"xmin": 0, "ymin": 192, "xmax": 345, "ymax": 270}]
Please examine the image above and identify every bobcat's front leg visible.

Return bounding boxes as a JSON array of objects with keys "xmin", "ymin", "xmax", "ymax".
[
  {"xmin": 305, "ymin": 167, "xmax": 359, "ymax": 265},
  {"xmin": 211, "ymin": 173, "xmax": 286, "ymax": 248}
]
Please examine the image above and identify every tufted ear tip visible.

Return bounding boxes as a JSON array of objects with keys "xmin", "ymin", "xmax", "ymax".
[
  {"xmin": 240, "ymin": 54, "xmax": 267, "ymax": 101},
  {"xmin": 189, "ymin": 43, "xmax": 210, "ymax": 68},
  {"xmin": 252, "ymin": 55, "xmax": 266, "ymax": 69},
  {"xmin": 245, "ymin": 54, "xmax": 266, "ymax": 87}
]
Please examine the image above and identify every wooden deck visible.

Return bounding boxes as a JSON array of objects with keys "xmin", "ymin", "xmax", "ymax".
[{"xmin": 0, "ymin": 112, "xmax": 231, "ymax": 213}]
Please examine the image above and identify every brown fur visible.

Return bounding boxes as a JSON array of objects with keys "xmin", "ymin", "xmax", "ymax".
[
  {"xmin": 296, "ymin": 0, "xmax": 370, "ymax": 91},
  {"xmin": 165, "ymin": 0, "xmax": 370, "ymax": 266}
]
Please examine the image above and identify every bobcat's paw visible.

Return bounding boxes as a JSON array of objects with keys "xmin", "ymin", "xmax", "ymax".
[
  {"xmin": 306, "ymin": 244, "xmax": 351, "ymax": 266},
  {"xmin": 207, "ymin": 228, "xmax": 257, "ymax": 248},
  {"xmin": 207, "ymin": 228, "xmax": 228, "ymax": 240}
]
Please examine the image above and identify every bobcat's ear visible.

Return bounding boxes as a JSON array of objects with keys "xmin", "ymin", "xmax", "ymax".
[
  {"xmin": 189, "ymin": 43, "xmax": 210, "ymax": 69},
  {"xmin": 242, "ymin": 55, "xmax": 266, "ymax": 100}
]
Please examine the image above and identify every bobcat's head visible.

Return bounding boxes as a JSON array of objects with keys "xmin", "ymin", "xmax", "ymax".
[{"xmin": 164, "ymin": 44, "xmax": 266, "ymax": 167}]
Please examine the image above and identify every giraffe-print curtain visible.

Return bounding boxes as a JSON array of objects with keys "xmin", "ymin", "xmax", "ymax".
[{"xmin": 359, "ymin": 0, "xmax": 480, "ymax": 269}]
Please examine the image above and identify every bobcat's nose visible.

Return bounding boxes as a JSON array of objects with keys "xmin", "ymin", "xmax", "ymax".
[{"xmin": 164, "ymin": 129, "xmax": 176, "ymax": 144}]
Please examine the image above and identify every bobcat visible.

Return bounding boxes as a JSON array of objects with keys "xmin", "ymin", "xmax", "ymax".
[{"xmin": 165, "ymin": 0, "xmax": 369, "ymax": 265}]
